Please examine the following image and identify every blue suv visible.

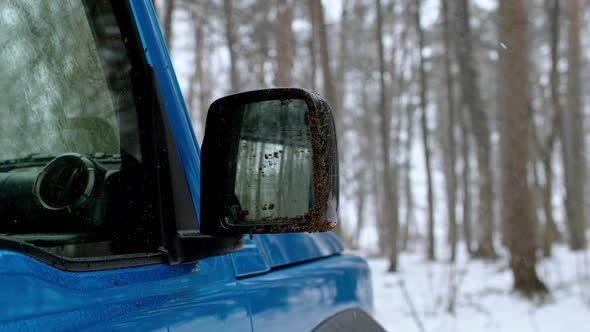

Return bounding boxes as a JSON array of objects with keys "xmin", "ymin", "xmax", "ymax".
[{"xmin": 0, "ymin": 1, "xmax": 381, "ymax": 330}]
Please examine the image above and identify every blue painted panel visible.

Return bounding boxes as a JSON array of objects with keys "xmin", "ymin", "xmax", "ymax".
[
  {"xmin": 230, "ymin": 236, "xmax": 271, "ymax": 278},
  {"xmin": 257, "ymin": 233, "xmax": 343, "ymax": 268},
  {"xmin": 129, "ymin": 0, "xmax": 202, "ymax": 224},
  {"xmin": 0, "ymin": 251, "xmax": 251, "ymax": 331},
  {"xmin": 240, "ymin": 254, "xmax": 373, "ymax": 332},
  {"xmin": 230, "ymin": 233, "xmax": 344, "ymax": 278}
]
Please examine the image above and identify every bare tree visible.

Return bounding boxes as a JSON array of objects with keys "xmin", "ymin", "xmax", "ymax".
[
  {"xmin": 498, "ymin": 0, "xmax": 548, "ymax": 295},
  {"xmin": 441, "ymin": 0, "xmax": 458, "ymax": 262},
  {"xmin": 459, "ymin": 103, "xmax": 473, "ymax": 255},
  {"xmin": 561, "ymin": 0, "xmax": 586, "ymax": 250},
  {"xmin": 307, "ymin": 2, "xmax": 317, "ymax": 92},
  {"xmin": 376, "ymin": 0, "xmax": 399, "ymax": 272},
  {"xmin": 415, "ymin": 0, "xmax": 436, "ymax": 261},
  {"xmin": 163, "ymin": 0, "xmax": 176, "ymax": 50},
  {"xmin": 186, "ymin": 2, "xmax": 210, "ymax": 135},
  {"xmin": 223, "ymin": 0, "xmax": 240, "ymax": 93},
  {"xmin": 541, "ymin": 0, "xmax": 561, "ymax": 256},
  {"xmin": 309, "ymin": 0, "xmax": 335, "ymax": 106},
  {"xmin": 353, "ymin": 90, "xmax": 374, "ymax": 249},
  {"xmin": 335, "ymin": 0, "xmax": 350, "ymax": 115},
  {"xmin": 454, "ymin": 0, "xmax": 497, "ymax": 259},
  {"xmin": 401, "ymin": 104, "xmax": 416, "ymax": 252},
  {"xmin": 275, "ymin": 0, "xmax": 294, "ymax": 86}
]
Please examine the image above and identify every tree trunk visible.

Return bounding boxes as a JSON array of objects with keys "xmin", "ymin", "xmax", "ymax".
[
  {"xmin": 186, "ymin": 6, "xmax": 209, "ymax": 135},
  {"xmin": 309, "ymin": 0, "xmax": 335, "ymax": 105},
  {"xmin": 223, "ymin": 0, "xmax": 240, "ymax": 93},
  {"xmin": 307, "ymin": 4, "xmax": 317, "ymax": 92},
  {"xmin": 542, "ymin": 157, "xmax": 555, "ymax": 256},
  {"xmin": 529, "ymin": 147, "xmax": 543, "ymax": 250},
  {"xmin": 498, "ymin": 0, "xmax": 548, "ymax": 295},
  {"xmin": 415, "ymin": 0, "xmax": 436, "ymax": 261},
  {"xmin": 197, "ymin": 26, "xmax": 208, "ymax": 130},
  {"xmin": 441, "ymin": 0, "xmax": 458, "ymax": 262},
  {"xmin": 354, "ymin": 180, "xmax": 366, "ymax": 250},
  {"xmin": 562, "ymin": 0, "xmax": 586, "ymax": 250},
  {"xmin": 275, "ymin": 0, "xmax": 294, "ymax": 86},
  {"xmin": 454, "ymin": 0, "xmax": 497, "ymax": 259},
  {"xmin": 541, "ymin": 0, "xmax": 561, "ymax": 257},
  {"xmin": 459, "ymin": 103, "xmax": 473, "ymax": 255},
  {"xmin": 359, "ymin": 82, "xmax": 387, "ymax": 254},
  {"xmin": 162, "ymin": 0, "xmax": 175, "ymax": 51},
  {"xmin": 376, "ymin": 0, "xmax": 399, "ymax": 272},
  {"xmin": 336, "ymin": 0, "xmax": 350, "ymax": 115},
  {"xmin": 402, "ymin": 105, "xmax": 415, "ymax": 252}
]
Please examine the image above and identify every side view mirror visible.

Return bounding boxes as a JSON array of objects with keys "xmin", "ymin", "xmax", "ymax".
[{"xmin": 200, "ymin": 88, "xmax": 339, "ymax": 236}]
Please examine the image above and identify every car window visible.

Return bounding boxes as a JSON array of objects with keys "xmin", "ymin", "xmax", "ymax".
[{"xmin": 0, "ymin": 0, "xmax": 158, "ymax": 260}]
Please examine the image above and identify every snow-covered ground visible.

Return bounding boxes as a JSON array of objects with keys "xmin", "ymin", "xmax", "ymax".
[{"xmin": 367, "ymin": 245, "xmax": 590, "ymax": 332}]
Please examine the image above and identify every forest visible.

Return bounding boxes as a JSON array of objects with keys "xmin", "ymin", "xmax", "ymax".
[{"xmin": 154, "ymin": 0, "xmax": 590, "ymax": 328}]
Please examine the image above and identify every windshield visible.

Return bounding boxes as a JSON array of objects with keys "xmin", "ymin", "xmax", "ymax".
[
  {"xmin": 160, "ymin": 0, "xmax": 590, "ymax": 329},
  {"xmin": 0, "ymin": 0, "xmax": 128, "ymax": 160}
]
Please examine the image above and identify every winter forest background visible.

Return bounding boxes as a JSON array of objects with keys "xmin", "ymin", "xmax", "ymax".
[{"xmin": 153, "ymin": 0, "xmax": 590, "ymax": 330}]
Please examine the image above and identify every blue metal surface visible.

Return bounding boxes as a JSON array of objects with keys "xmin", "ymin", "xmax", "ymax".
[
  {"xmin": 230, "ymin": 233, "xmax": 343, "ymax": 278},
  {"xmin": 257, "ymin": 233, "xmax": 343, "ymax": 268},
  {"xmin": 240, "ymin": 254, "xmax": 373, "ymax": 332},
  {"xmin": 0, "ymin": 250, "xmax": 251, "ymax": 331},
  {"xmin": 230, "ymin": 236, "xmax": 272, "ymax": 278},
  {"xmin": 0, "ymin": 251, "xmax": 371, "ymax": 331}
]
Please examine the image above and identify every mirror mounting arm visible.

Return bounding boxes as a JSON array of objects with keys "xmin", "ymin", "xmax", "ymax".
[{"xmin": 164, "ymin": 232, "xmax": 244, "ymax": 264}]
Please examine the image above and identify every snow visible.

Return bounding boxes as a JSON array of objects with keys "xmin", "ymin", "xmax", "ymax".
[{"xmin": 367, "ymin": 245, "xmax": 590, "ymax": 332}]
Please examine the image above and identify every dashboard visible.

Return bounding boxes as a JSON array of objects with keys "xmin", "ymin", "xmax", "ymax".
[{"xmin": 0, "ymin": 153, "xmax": 123, "ymax": 238}]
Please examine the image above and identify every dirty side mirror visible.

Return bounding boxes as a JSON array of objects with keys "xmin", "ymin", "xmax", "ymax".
[{"xmin": 200, "ymin": 88, "xmax": 338, "ymax": 236}]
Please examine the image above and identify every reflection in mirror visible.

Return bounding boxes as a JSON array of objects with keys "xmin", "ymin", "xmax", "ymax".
[{"xmin": 230, "ymin": 99, "xmax": 313, "ymax": 225}]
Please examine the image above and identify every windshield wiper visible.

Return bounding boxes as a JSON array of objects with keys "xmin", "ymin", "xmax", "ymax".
[{"xmin": 0, "ymin": 153, "xmax": 120, "ymax": 171}]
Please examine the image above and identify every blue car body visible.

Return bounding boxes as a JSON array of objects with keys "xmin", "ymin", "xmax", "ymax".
[{"xmin": 0, "ymin": 1, "xmax": 374, "ymax": 330}]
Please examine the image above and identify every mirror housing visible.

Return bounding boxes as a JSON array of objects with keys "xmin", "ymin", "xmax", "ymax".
[{"xmin": 200, "ymin": 88, "xmax": 339, "ymax": 236}]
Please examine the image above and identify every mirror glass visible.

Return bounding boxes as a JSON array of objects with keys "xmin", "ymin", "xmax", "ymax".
[{"xmin": 226, "ymin": 99, "xmax": 314, "ymax": 225}]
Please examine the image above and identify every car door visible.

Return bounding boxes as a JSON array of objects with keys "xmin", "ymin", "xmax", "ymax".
[{"xmin": 0, "ymin": 252, "xmax": 252, "ymax": 331}]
